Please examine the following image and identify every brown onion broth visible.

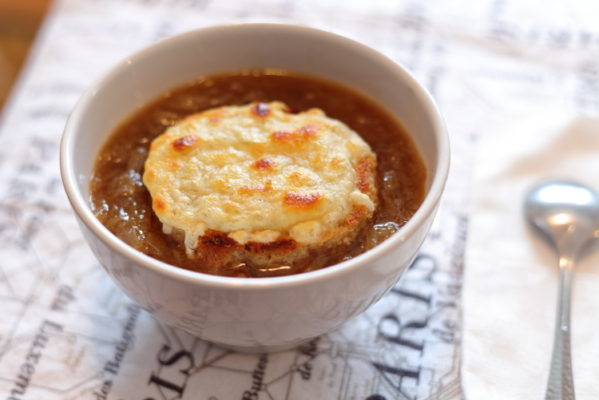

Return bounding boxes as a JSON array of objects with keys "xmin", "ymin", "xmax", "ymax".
[{"xmin": 90, "ymin": 71, "xmax": 427, "ymax": 277}]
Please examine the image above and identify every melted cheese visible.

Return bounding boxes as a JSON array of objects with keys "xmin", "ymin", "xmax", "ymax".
[{"xmin": 143, "ymin": 101, "xmax": 376, "ymax": 253}]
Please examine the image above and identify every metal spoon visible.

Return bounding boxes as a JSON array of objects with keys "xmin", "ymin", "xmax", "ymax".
[{"xmin": 524, "ymin": 180, "xmax": 599, "ymax": 400}]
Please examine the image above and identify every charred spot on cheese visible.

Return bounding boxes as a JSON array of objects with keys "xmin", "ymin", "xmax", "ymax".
[
  {"xmin": 356, "ymin": 156, "xmax": 376, "ymax": 196},
  {"xmin": 283, "ymin": 192, "xmax": 322, "ymax": 209},
  {"xmin": 153, "ymin": 197, "xmax": 167, "ymax": 212},
  {"xmin": 271, "ymin": 130, "xmax": 291, "ymax": 142},
  {"xmin": 172, "ymin": 135, "xmax": 198, "ymax": 151},
  {"xmin": 271, "ymin": 125, "xmax": 318, "ymax": 144},
  {"xmin": 250, "ymin": 102, "xmax": 270, "ymax": 117},
  {"xmin": 252, "ymin": 158, "xmax": 276, "ymax": 170},
  {"xmin": 143, "ymin": 101, "xmax": 377, "ymax": 268},
  {"xmin": 345, "ymin": 205, "xmax": 368, "ymax": 226}
]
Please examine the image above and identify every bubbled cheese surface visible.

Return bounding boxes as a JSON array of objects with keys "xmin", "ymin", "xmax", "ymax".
[{"xmin": 143, "ymin": 101, "xmax": 377, "ymax": 253}]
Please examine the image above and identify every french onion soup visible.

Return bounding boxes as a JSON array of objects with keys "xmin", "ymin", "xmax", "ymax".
[{"xmin": 90, "ymin": 70, "xmax": 427, "ymax": 277}]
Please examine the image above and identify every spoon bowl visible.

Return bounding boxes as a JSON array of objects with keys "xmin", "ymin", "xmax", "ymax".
[{"xmin": 525, "ymin": 180, "xmax": 599, "ymax": 259}]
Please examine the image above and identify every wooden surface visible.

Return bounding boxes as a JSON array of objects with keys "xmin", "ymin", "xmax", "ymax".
[{"xmin": 0, "ymin": 0, "xmax": 53, "ymax": 109}]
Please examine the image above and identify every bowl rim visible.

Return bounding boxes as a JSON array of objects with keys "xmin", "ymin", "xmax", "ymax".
[{"xmin": 60, "ymin": 22, "xmax": 450, "ymax": 291}]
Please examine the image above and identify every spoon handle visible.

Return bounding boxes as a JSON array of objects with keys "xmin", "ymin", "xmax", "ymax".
[{"xmin": 545, "ymin": 266, "xmax": 575, "ymax": 400}]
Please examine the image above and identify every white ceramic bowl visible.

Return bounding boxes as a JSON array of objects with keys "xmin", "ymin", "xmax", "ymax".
[{"xmin": 60, "ymin": 23, "xmax": 449, "ymax": 352}]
